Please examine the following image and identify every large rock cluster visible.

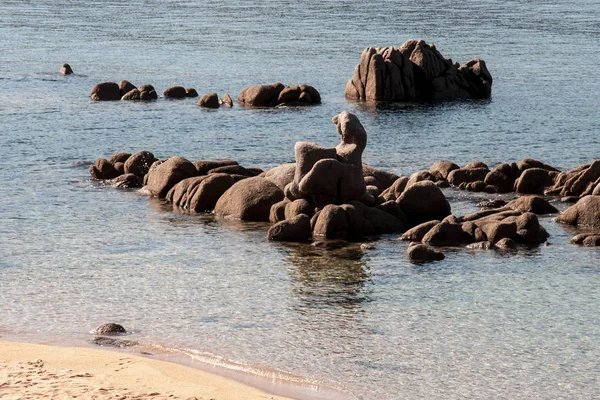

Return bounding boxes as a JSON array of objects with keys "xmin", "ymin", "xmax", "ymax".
[
  {"xmin": 345, "ymin": 40, "xmax": 492, "ymax": 102},
  {"xmin": 90, "ymin": 81, "xmax": 201, "ymax": 101}
]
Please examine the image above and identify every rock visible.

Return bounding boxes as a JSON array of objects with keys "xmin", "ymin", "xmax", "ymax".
[
  {"xmin": 556, "ymin": 195, "xmax": 600, "ymax": 228},
  {"xmin": 90, "ymin": 82, "xmax": 121, "ymax": 101},
  {"xmin": 345, "ymin": 41, "xmax": 492, "ymax": 102},
  {"xmin": 465, "ymin": 181, "xmax": 487, "ymax": 192},
  {"xmin": 119, "ymin": 80, "xmax": 136, "ymax": 96},
  {"xmin": 285, "ymin": 199, "xmax": 313, "ymax": 219},
  {"xmin": 187, "ymin": 173, "xmax": 235, "ymax": 212},
  {"xmin": 461, "ymin": 221, "xmax": 486, "ymax": 243},
  {"xmin": 221, "ymin": 93, "xmax": 233, "ymax": 108},
  {"xmin": 495, "ymin": 237, "xmax": 517, "ymax": 250},
  {"xmin": 407, "ymin": 244, "xmax": 445, "ymax": 263},
  {"xmin": 264, "ymin": 163, "xmax": 296, "ymax": 191},
  {"xmin": 91, "ymin": 158, "xmax": 120, "ymax": 180},
  {"xmin": 484, "ymin": 170, "xmax": 513, "ymax": 193},
  {"xmin": 166, "ymin": 176, "xmax": 206, "ymax": 206},
  {"xmin": 406, "ymin": 171, "xmax": 436, "ymax": 188},
  {"xmin": 507, "ymin": 196, "xmax": 558, "ymax": 214},
  {"xmin": 269, "ymin": 200, "xmax": 289, "ymax": 224},
  {"xmin": 565, "ymin": 160, "xmax": 600, "ymax": 196},
  {"xmin": 267, "ymin": 214, "xmax": 312, "ymax": 242},
  {"xmin": 140, "ymin": 89, "xmax": 158, "ymax": 100},
  {"xmin": 464, "ymin": 161, "xmax": 488, "ymax": 169},
  {"xmin": 582, "ymin": 235, "xmax": 600, "ymax": 246},
  {"xmin": 124, "ymin": 151, "xmax": 156, "ymax": 179},
  {"xmin": 379, "ymin": 176, "xmax": 409, "ymax": 202},
  {"xmin": 121, "ymin": 88, "xmax": 141, "ymax": 100},
  {"xmin": 194, "ymin": 160, "xmax": 238, "ymax": 175},
  {"xmin": 138, "ymin": 84, "xmax": 155, "ymax": 93},
  {"xmin": 286, "ymin": 112, "xmax": 368, "ymax": 203},
  {"xmin": 112, "ymin": 173, "xmax": 142, "ymax": 189},
  {"xmin": 108, "ymin": 152, "xmax": 131, "ymax": 165},
  {"xmin": 146, "ymin": 156, "xmax": 198, "ymax": 198},
  {"xmin": 214, "ymin": 177, "xmax": 284, "ymax": 221},
  {"xmin": 238, "ymin": 83, "xmax": 285, "ymax": 107},
  {"xmin": 91, "ymin": 323, "xmax": 126, "ymax": 335},
  {"xmin": 422, "ymin": 221, "xmax": 465, "ymax": 246},
  {"xmin": 517, "ymin": 158, "xmax": 559, "ymax": 173},
  {"xmin": 185, "ymin": 88, "xmax": 198, "ymax": 97},
  {"xmin": 397, "ymin": 181, "xmax": 451, "ymax": 227},
  {"xmin": 208, "ymin": 164, "xmax": 257, "ymax": 177},
  {"xmin": 312, "ymin": 204, "xmax": 350, "ymax": 239},
  {"xmin": 570, "ymin": 233, "xmax": 590, "ymax": 245},
  {"xmin": 60, "ymin": 63, "xmax": 73, "ymax": 75},
  {"xmin": 514, "ymin": 168, "xmax": 554, "ymax": 194},
  {"xmin": 478, "ymin": 220, "xmax": 517, "ymax": 245},
  {"xmin": 163, "ymin": 86, "xmax": 187, "ymax": 98},
  {"xmin": 400, "ymin": 220, "xmax": 440, "ymax": 241},
  {"xmin": 461, "ymin": 206, "xmax": 512, "ymax": 222},
  {"xmin": 515, "ymin": 212, "xmax": 549, "ymax": 244},
  {"xmin": 594, "ymin": 183, "xmax": 600, "ymax": 196},
  {"xmin": 447, "ymin": 167, "xmax": 489, "ymax": 186},
  {"xmin": 342, "ymin": 201, "xmax": 404, "ymax": 237},
  {"xmin": 362, "ymin": 164, "xmax": 400, "ymax": 191},
  {"xmin": 429, "ymin": 161, "xmax": 459, "ymax": 180},
  {"xmin": 376, "ymin": 200, "xmax": 407, "ymax": 223},
  {"xmin": 113, "ymin": 162, "xmax": 125, "ymax": 175},
  {"xmin": 198, "ymin": 92, "xmax": 220, "ymax": 108}
]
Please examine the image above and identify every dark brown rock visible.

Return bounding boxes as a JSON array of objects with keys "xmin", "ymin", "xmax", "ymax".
[
  {"xmin": 380, "ymin": 176, "xmax": 409, "ymax": 202},
  {"xmin": 108, "ymin": 152, "xmax": 131, "ymax": 165},
  {"xmin": 112, "ymin": 173, "xmax": 142, "ymax": 189},
  {"xmin": 507, "ymin": 196, "xmax": 558, "ymax": 214},
  {"xmin": 208, "ymin": 164, "xmax": 257, "ymax": 177},
  {"xmin": 448, "ymin": 167, "xmax": 489, "ymax": 186},
  {"xmin": 185, "ymin": 88, "xmax": 198, "ymax": 97},
  {"xmin": 400, "ymin": 220, "xmax": 440, "ymax": 241},
  {"xmin": 407, "ymin": 244, "xmax": 445, "ymax": 263},
  {"xmin": 187, "ymin": 173, "xmax": 236, "ymax": 212},
  {"xmin": 478, "ymin": 221, "xmax": 517, "ymax": 245},
  {"xmin": 514, "ymin": 168, "xmax": 554, "ymax": 194},
  {"xmin": 422, "ymin": 221, "xmax": 465, "ymax": 246},
  {"xmin": 119, "ymin": 80, "xmax": 136, "ymax": 96},
  {"xmin": 312, "ymin": 204, "xmax": 350, "ymax": 239},
  {"xmin": 92, "ymin": 158, "xmax": 120, "ymax": 180},
  {"xmin": 342, "ymin": 201, "xmax": 404, "ymax": 237},
  {"xmin": 194, "ymin": 160, "xmax": 238, "ymax": 175},
  {"xmin": 121, "ymin": 88, "xmax": 141, "ymax": 101},
  {"xmin": 198, "ymin": 92, "xmax": 220, "ymax": 108},
  {"xmin": 163, "ymin": 86, "xmax": 187, "ymax": 99},
  {"xmin": 285, "ymin": 199, "xmax": 313, "ymax": 219},
  {"xmin": 397, "ymin": 181, "xmax": 451, "ymax": 227},
  {"xmin": 517, "ymin": 158, "xmax": 559, "ymax": 173},
  {"xmin": 238, "ymin": 83, "xmax": 285, "ymax": 107},
  {"xmin": 582, "ymin": 235, "xmax": 600, "ymax": 246},
  {"xmin": 270, "ymin": 200, "xmax": 289, "ymax": 224},
  {"xmin": 146, "ymin": 156, "xmax": 198, "ymax": 198},
  {"xmin": 92, "ymin": 323, "xmax": 126, "ymax": 335},
  {"xmin": 495, "ymin": 237, "xmax": 517, "ymax": 250},
  {"xmin": 484, "ymin": 170, "xmax": 513, "ymax": 193},
  {"xmin": 362, "ymin": 164, "xmax": 400, "ymax": 191},
  {"xmin": 429, "ymin": 161, "xmax": 460, "ymax": 180},
  {"xmin": 124, "ymin": 151, "xmax": 156, "ymax": 179},
  {"xmin": 60, "ymin": 63, "xmax": 73, "ymax": 75},
  {"xmin": 90, "ymin": 82, "xmax": 121, "ymax": 101},
  {"xmin": 556, "ymin": 195, "xmax": 600, "ymax": 228},
  {"xmin": 214, "ymin": 177, "xmax": 284, "ymax": 221},
  {"xmin": 221, "ymin": 93, "xmax": 233, "ymax": 107},
  {"xmin": 140, "ymin": 90, "xmax": 158, "ymax": 100},
  {"xmin": 267, "ymin": 214, "xmax": 312, "ymax": 242}
]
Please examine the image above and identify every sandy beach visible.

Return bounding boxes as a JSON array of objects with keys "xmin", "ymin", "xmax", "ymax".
[{"xmin": 0, "ymin": 340, "xmax": 293, "ymax": 400}]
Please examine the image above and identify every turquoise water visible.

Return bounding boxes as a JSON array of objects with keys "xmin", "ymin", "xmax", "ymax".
[{"xmin": 1, "ymin": 1, "xmax": 599, "ymax": 399}]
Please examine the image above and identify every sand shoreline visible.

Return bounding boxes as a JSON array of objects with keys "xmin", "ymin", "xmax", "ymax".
[{"xmin": 0, "ymin": 340, "xmax": 297, "ymax": 400}]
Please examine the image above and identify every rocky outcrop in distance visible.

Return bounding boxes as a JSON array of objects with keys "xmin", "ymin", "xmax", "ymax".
[{"xmin": 345, "ymin": 40, "xmax": 492, "ymax": 102}]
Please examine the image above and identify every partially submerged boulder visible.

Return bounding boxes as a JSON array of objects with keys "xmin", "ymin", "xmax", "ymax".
[
  {"xmin": 267, "ymin": 214, "xmax": 312, "ymax": 242},
  {"xmin": 214, "ymin": 177, "xmax": 284, "ymax": 221},
  {"xmin": 238, "ymin": 83, "xmax": 320, "ymax": 107},
  {"xmin": 163, "ymin": 86, "xmax": 187, "ymax": 99},
  {"xmin": 90, "ymin": 82, "xmax": 121, "ymax": 101},
  {"xmin": 407, "ymin": 243, "xmax": 445, "ymax": 263},
  {"xmin": 556, "ymin": 195, "xmax": 600, "ymax": 228},
  {"xmin": 146, "ymin": 156, "xmax": 198, "ymax": 198},
  {"xmin": 397, "ymin": 181, "xmax": 451, "ymax": 227}
]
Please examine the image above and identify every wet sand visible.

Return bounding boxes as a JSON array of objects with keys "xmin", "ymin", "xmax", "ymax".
[{"xmin": 0, "ymin": 340, "xmax": 293, "ymax": 400}]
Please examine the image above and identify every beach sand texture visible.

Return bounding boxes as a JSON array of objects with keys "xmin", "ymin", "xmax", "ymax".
[{"xmin": 0, "ymin": 341, "xmax": 292, "ymax": 400}]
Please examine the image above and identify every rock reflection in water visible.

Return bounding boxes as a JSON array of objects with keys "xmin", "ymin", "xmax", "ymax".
[{"xmin": 282, "ymin": 241, "xmax": 371, "ymax": 310}]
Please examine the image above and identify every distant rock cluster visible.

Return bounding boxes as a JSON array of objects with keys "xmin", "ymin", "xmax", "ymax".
[{"xmin": 345, "ymin": 40, "xmax": 492, "ymax": 102}]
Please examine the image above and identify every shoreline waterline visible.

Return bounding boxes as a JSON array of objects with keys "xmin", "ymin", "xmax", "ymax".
[{"xmin": 0, "ymin": 331, "xmax": 352, "ymax": 400}]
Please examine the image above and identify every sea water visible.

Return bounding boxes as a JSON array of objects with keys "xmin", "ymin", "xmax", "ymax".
[{"xmin": 0, "ymin": 1, "xmax": 599, "ymax": 399}]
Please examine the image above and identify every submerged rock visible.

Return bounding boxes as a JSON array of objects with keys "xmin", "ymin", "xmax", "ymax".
[{"xmin": 91, "ymin": 323, "xmax": 127, "ymax": 335}]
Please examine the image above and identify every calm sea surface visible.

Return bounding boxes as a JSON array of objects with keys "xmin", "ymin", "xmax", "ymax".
[{"xmin": 1, "ymin": 1, "xmax": 599, "ymax": 399}]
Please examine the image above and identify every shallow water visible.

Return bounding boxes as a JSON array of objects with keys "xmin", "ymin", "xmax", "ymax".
[{"xmin": 1, "ymin": 1, "xmax": 599, "ymax": 399}]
